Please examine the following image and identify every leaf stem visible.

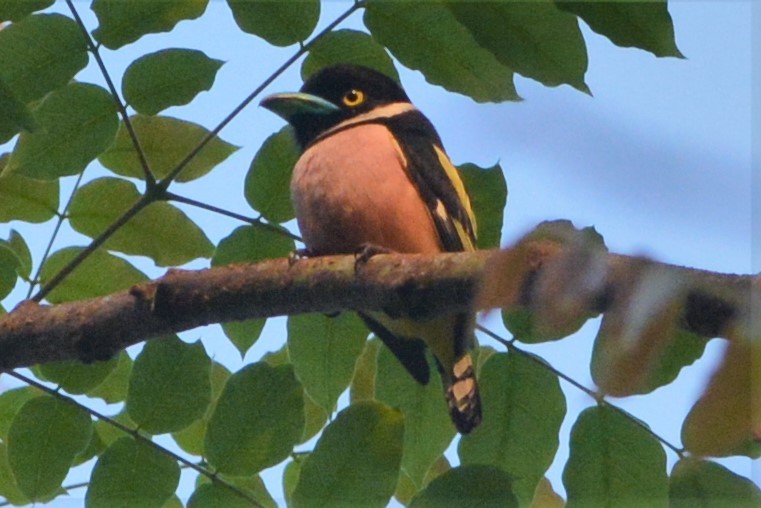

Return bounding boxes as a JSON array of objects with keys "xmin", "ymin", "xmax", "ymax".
[
  {"xmin": 477, "ymin": 324, "xmax": 685, "ymax": 457},
  {"xmin": 5, "ymin": 370, "xmax": 264, "ymax": 508},
  {"xmin": 165, "ymin": 192, "xmax": 301, "ymax": 241},
  {"xmin": 64, "ymin": 0, "xmax": 155, "ymax": 186}
]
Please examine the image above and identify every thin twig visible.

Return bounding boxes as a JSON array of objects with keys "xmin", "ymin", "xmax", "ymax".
[
  {"xmin": 477, "ymin": 324, "xmax": 686, "ymax": 457},
  {"xmin": 166, "ymin": 192, "xmax": 301, "ymax": 241},
  {"xmin": 65, "ymin": 0, "xmax": 155, "ymax": 186},
  {"xmin": 5, "ymin": 371, "xmax": 264, "ymax": 507}
]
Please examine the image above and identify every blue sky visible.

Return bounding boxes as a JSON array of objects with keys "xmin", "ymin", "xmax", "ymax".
[{"xmin": 0, "ymin": 1, "xmax": 756, "ymax": 505}]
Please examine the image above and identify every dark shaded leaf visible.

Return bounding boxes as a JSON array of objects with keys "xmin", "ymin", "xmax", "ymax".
[
  {"xmin": 364, "ymin": 1, "xmax": 519, "ymax": 103},
  {"xmin": 555, "ymin": 1, "xmax": 683, "ymax": 58},
  {"xmin": 38, "ymin": 356, "xmax": 118, "ymax": 395},
  {"xmin": 458, "ymin": 163, "xmax": 507, "ymax": 249},
  {"xmin": 245, "ymin": 126, "xmax": 299, "ymax": 223},
  {"xmin": 205, "ymin": 363, "xmax": 304, "ymax": 475},
  {"xmin": 459, "ymin": 352, "xmax": 565, "ymax": 504},
  {"xmin": 123, "ymin": 48, "xmax": 223, "ymax": 115},
  {"xmin": 0, "ymin": 387, "xmax": 40, "ymax": 439},
  {"xmin": 291, "ymin": 401, "xmax": 404, "ymax": 508},
  {"xmin": 563, "ymin": 405, "xmax": 668, "ymax": 507},
  {"xmin": 127, "ymin": 336, "xmax": 212, "ymax": 434},
  {"xmin": 0, "ymin": 0, "xmax": 54, "ymax": 22},
  {"xmin": 409, "ymin": 465, "xmax": 518, "ymax": 508},
  {"xmin": 99, "ymin": 115, "xmax": 238, "ymax": 182},
  {"xmin": 226, "ymin": 0, "xmax": 319, "ymax": 46},
  {"xmin": 446, "ymin": 0, "xmax": 589, "ymax": 92},
  {"xmin": 39, "ymin": 246, "xmax": 147, "ymax": 304},
  {"xmin": 86, "ymin": 437, "xmax": 180, "ymax": 507},
  {"xmin": 68, "ymin": 177, "xmax": 214, "ymax": 266},
  {"xmin": 92, "ymin": 0, "xmax": 209, "ymax": 49},
  {"xmin": 0, "ymin": 77, "xmax": 36, "ymax": 143},
  {"xmin": 0, "ymin": 156, "xmax": 59, "ymax": 224},
  {"xmin": 6, "ymin": 83, "xmax": 118, "ymax": 180},
  {"xmin": 7, "ymin": 396, "xmax": 92, "ymax": 500},
  {"xmin": 670, "ymin": 458, "xmax": 761, "ymax": 508},
  {"xmin": 302, "ymin": 29, "xmax": 398, "ymax": 82},
  {"xmin": 0, "ymin": 14, "xmax": 87, "ymax": 103}
]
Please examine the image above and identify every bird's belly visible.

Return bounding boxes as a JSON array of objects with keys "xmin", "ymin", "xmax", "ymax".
[{"xmin": 291, "ymin": 124, "xmax": 441, "ymax": 255}]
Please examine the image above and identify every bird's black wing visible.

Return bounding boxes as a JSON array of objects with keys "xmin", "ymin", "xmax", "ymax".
[
  {"xmin": 383, "ymin": 110, "xmax": 477, "ymax": 252},
  {"xmin": 359, "ymin": 312, "xmax": 430, "ymax": 384}
]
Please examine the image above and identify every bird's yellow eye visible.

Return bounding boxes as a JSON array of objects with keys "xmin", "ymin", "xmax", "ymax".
[{"xmin": 342, "ymin": 89, "xmax": 365, "ymax": 107}]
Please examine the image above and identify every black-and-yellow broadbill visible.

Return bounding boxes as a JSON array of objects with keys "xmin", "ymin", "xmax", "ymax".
[{"xmin": 261, "ymin": 64, "xmax": 482, "ymax": 433}]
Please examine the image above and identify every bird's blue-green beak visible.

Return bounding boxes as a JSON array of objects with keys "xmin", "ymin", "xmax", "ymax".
[{"xmin": 260, "ymin": 92, "xmax": 340, "ymax": 122}]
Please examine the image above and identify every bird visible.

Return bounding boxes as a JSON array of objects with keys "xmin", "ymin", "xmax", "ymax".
[{"xmin": 261, "ymin": 64, "xmax": 481, "ymax": 433}]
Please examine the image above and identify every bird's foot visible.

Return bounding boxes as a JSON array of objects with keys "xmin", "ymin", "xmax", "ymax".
[
  {"xmin": 354, "ymin": 243, "xmax": 394, "ymax": 272},
  {"xmin": 288, "ymin": 248, "xmax": 315, "ymax": 266}
]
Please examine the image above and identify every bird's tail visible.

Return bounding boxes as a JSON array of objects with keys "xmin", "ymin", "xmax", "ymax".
[{"xmin": 444, "ymin": 353, "xmax": 482, "ymax": 434}]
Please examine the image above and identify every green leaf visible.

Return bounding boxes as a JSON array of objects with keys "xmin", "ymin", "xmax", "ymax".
[
  {"xmin": 172, "ymin": 361, "xmax": 230, "ymax": 456},
  {"xmin": 188, "ymin": 482, "xmax": 255, "ymax": 508},
  {"xmin": 245, "ymin": 126, "xmax": 299, "ymax": 223},
  {"xmin": 458, "ymin": 163, "xmax": 507, "ymax": 249},
  {"xmin": 350, "ymin": 337, "xmax": 382, "ymax": 403},
  {"xmin": 670, "ymin": 458, "xmax": 761, "ymax": 508},
  {"xmin": 409, "ymin": 465, "xmax": 518, "ymax": 508},
  {"xmin": 127, "ymin": 336, "xmax": 212, "ymax": 434},
  {"xmin": 6, "ymin": 83, "xmax": 118, "ymax": 180},
  {"xmin": 283, "ymin": 460, "xmax": 301, "ymax": 508},
  {"xmin": 38, "ymin": 356, "xmax": 119, "ymax": 395},
  {"xmin": 226, "ymin": 0, "xmax": 319, "ymax": 47},
  {"xmin": 68, "ymin": 177, "xmax": 214, "ymax": 266},
  {"xmin": 300, "ymin": 392, "xmax": 329, "ymax": 444},
  {"xmin": 302, "ymin": 29, "xmax": 399, "ymax": 82},
  {"xmin": 39, "ymin": 246, "xmax": 147, "ymax": 304},
  {"xmin": 291, "ymin": 401, "xmax": 404, "ymax": 508},
  {"xmin": 563, "ymin": 405, "xmax": 668, "ymax": 507},
  {"xmin": 99, "ymin": 115, "xmax": 238, "ymax": 183},
  {"xmin": 7, "ymin": 396, "xmax": 92, "ymax": 500},
  {"xmin": 288, "ymin": 313, "xmax": 368, "ymax": 412},
  {"xmin": 0, "ymin": 0, "xmax": 54, "ymax": 22},
  {"xmin": 205, "ymin": 362, "xmax": 304, "ymax": 475},
  {"xmin": 123, "ymin": 48, "xmax": 224, "ymax": 115},
  {"xmin": 88, "ymin": 352, "xmax": 133, "ymax": 404},
  {"xmin": 0, "ymin": 243, "xmax": 19, "ymax": 299},
  {"xmin": 0, "ymin": 157, "xmax": 59, "ymax": 223},
  {"xmin": 364, "ymin": 1, "xmax": 519, "ymax": 103},
  {"xmin": 0, "ymin": 14, "xmax": 88, "ymax": 103},
  {"xmin": 555, "ymin": 0, "xmax": 683, "ymax": 58},
  {"xmin": 446, "ymin": 0, "xmax": 589, "ymax": 93},
  {"xmin": 376, "ymin": 346, "xmax": 455, "ymax": 487},
  {"xmin": 0, "ymin": 442, "xmax": 28, "ymax": 506},
  {"xmin": 2, "ymin": 230, "xmax": 32, "ymax": 280},
  {"xmin": 92, "ymin": 0, "xmax": 209, "ymax": 49},
  {"xmin": 0, "ymin": 387, "xmax": 40, "ymax": 439},
  {"xmin": 213, "ymin": 225, "xmax": 294, "ymax": 354},
  {"xmin": 0, "ymin": 77, "xmax": 36, "ymax": 143},
  {"xmin": 93, "ymin": 410, "xmax": 137, "ymax": 448},
  {"xmin": 459, "ymin": 352, "xmax": 566, "ymax": 504},
  {"xmin": 86, "ymin": 437, "xmax": 180, "ymax": 507},
  {"xmin": 73, "ymin": 430, "xmax": 107, "ymax": 467}
]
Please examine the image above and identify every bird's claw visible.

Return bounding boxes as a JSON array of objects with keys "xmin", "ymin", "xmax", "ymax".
[
  {"xmin": 288, "ymin": 248, "xmax": 314, "ymax": 266},
  {"xmin": 354, "ymin": 243, "xmax": 394, "ymax": 272}
]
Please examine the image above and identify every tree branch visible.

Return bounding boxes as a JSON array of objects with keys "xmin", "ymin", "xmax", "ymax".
[{"xmin": 0, "ymin": 240, "xmax": 756, "ymax": 371}]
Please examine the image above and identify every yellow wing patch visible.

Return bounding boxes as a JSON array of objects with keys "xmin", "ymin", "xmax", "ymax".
[{"xmin": 434, "ymin": 146, "xmax": 477, "ymax": 251}]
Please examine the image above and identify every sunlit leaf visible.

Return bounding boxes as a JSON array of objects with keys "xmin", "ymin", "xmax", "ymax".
[
  {"xmin": 670, "ymin": 458, "xmax": 761, "ymax": 507},
  {"xmin": 291, "ymin": 401, "xmax": 404, "ymax": 508},
  {"xmin": 92, "ymin": 0, "xmax": 209, "ymax": 49},
  {"xmin": 364, "ymin": 1, "xmax": 519, "ymax": 103},
  {"xmin": 350, "ymin": 337, "xmax": 382, "ymax": 403},
  {"xmin": 123, "ymin": 48, "xmax": 223, "ymax": 115},
  {"xmin": 0, "ymin": 14, "xmax": 87, "ymax": 103},
  {"xmin": 245, "ymin": 126, "xmax": 299, "ymax": 223},
  {"xmin": 563, "ymin": 405, "xmax": 668, "ymax": 507},
  {"xmin": 0, "ymin": 156, "xmax": 59, "ymax": 223},
  {"xmin": 226, "ymin": 0, "xmax": 319, "ymax": 46},
  {"xmin": 6, "ymin": 83, "xmax": 118, "ymax": 180},
  {"xmin": 459, "ymin": 352, "xmax": 565, "ymax": 504},
  {"xmin": 127, "ymin": 336, "xmax": 212, "ymax": 434},
  {"xmin": 7, "ymin": 396, "xmax": 92, "ymax": 500},
  {"xmin": 288, "ymin": 313, "xmax": 368, "ymax": 412},
  {"xmin": 86, "ymin": 437, "xmax": 180, "ymax": 507},
  {"xmin": 0, "ymin": 387, "xmax": 39, "ymax": 439},
  {"xmin": 302, "ymin": 29, "xmax": 398, "ymax": 82},
  {"xmin": 555, "ymin": 0, "xmax": 683, "ymax": 58},
  {"xmin": 0, "ymin": 442, "xmax": 28, "ymax": 506},
  {"xmin": 99, "ymin": 115, "xmax": 238, "ymax": 182},
  {"xmin": 205, "ymin": 363, "xmax": 304, "ymax": 475},
  {"xmin": 39, "ymin": 246, "xmax": 147, "ymax": 304},
  {"xmin": 68, "ymin": 177, "xmax": 214, "ymax": 266},
  {"xmin": 446, "ymin": 0, "xmax": 589, "ymax": 92},
  {"xmin": 409, "ymin": 465, "xmax": 518, "ymax": 507},
  {"xmin": 458, "ymin": 163, "xmax": 507, "ymax": 249},
  {"xmin": 376, "ymin": 346, "xmax": 455, "ymax": 487}
]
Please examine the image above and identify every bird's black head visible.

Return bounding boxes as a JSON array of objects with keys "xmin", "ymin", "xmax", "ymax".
[{"xmin": 261, "ymin": 64, "xmax": 410, "ymax": 149}]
